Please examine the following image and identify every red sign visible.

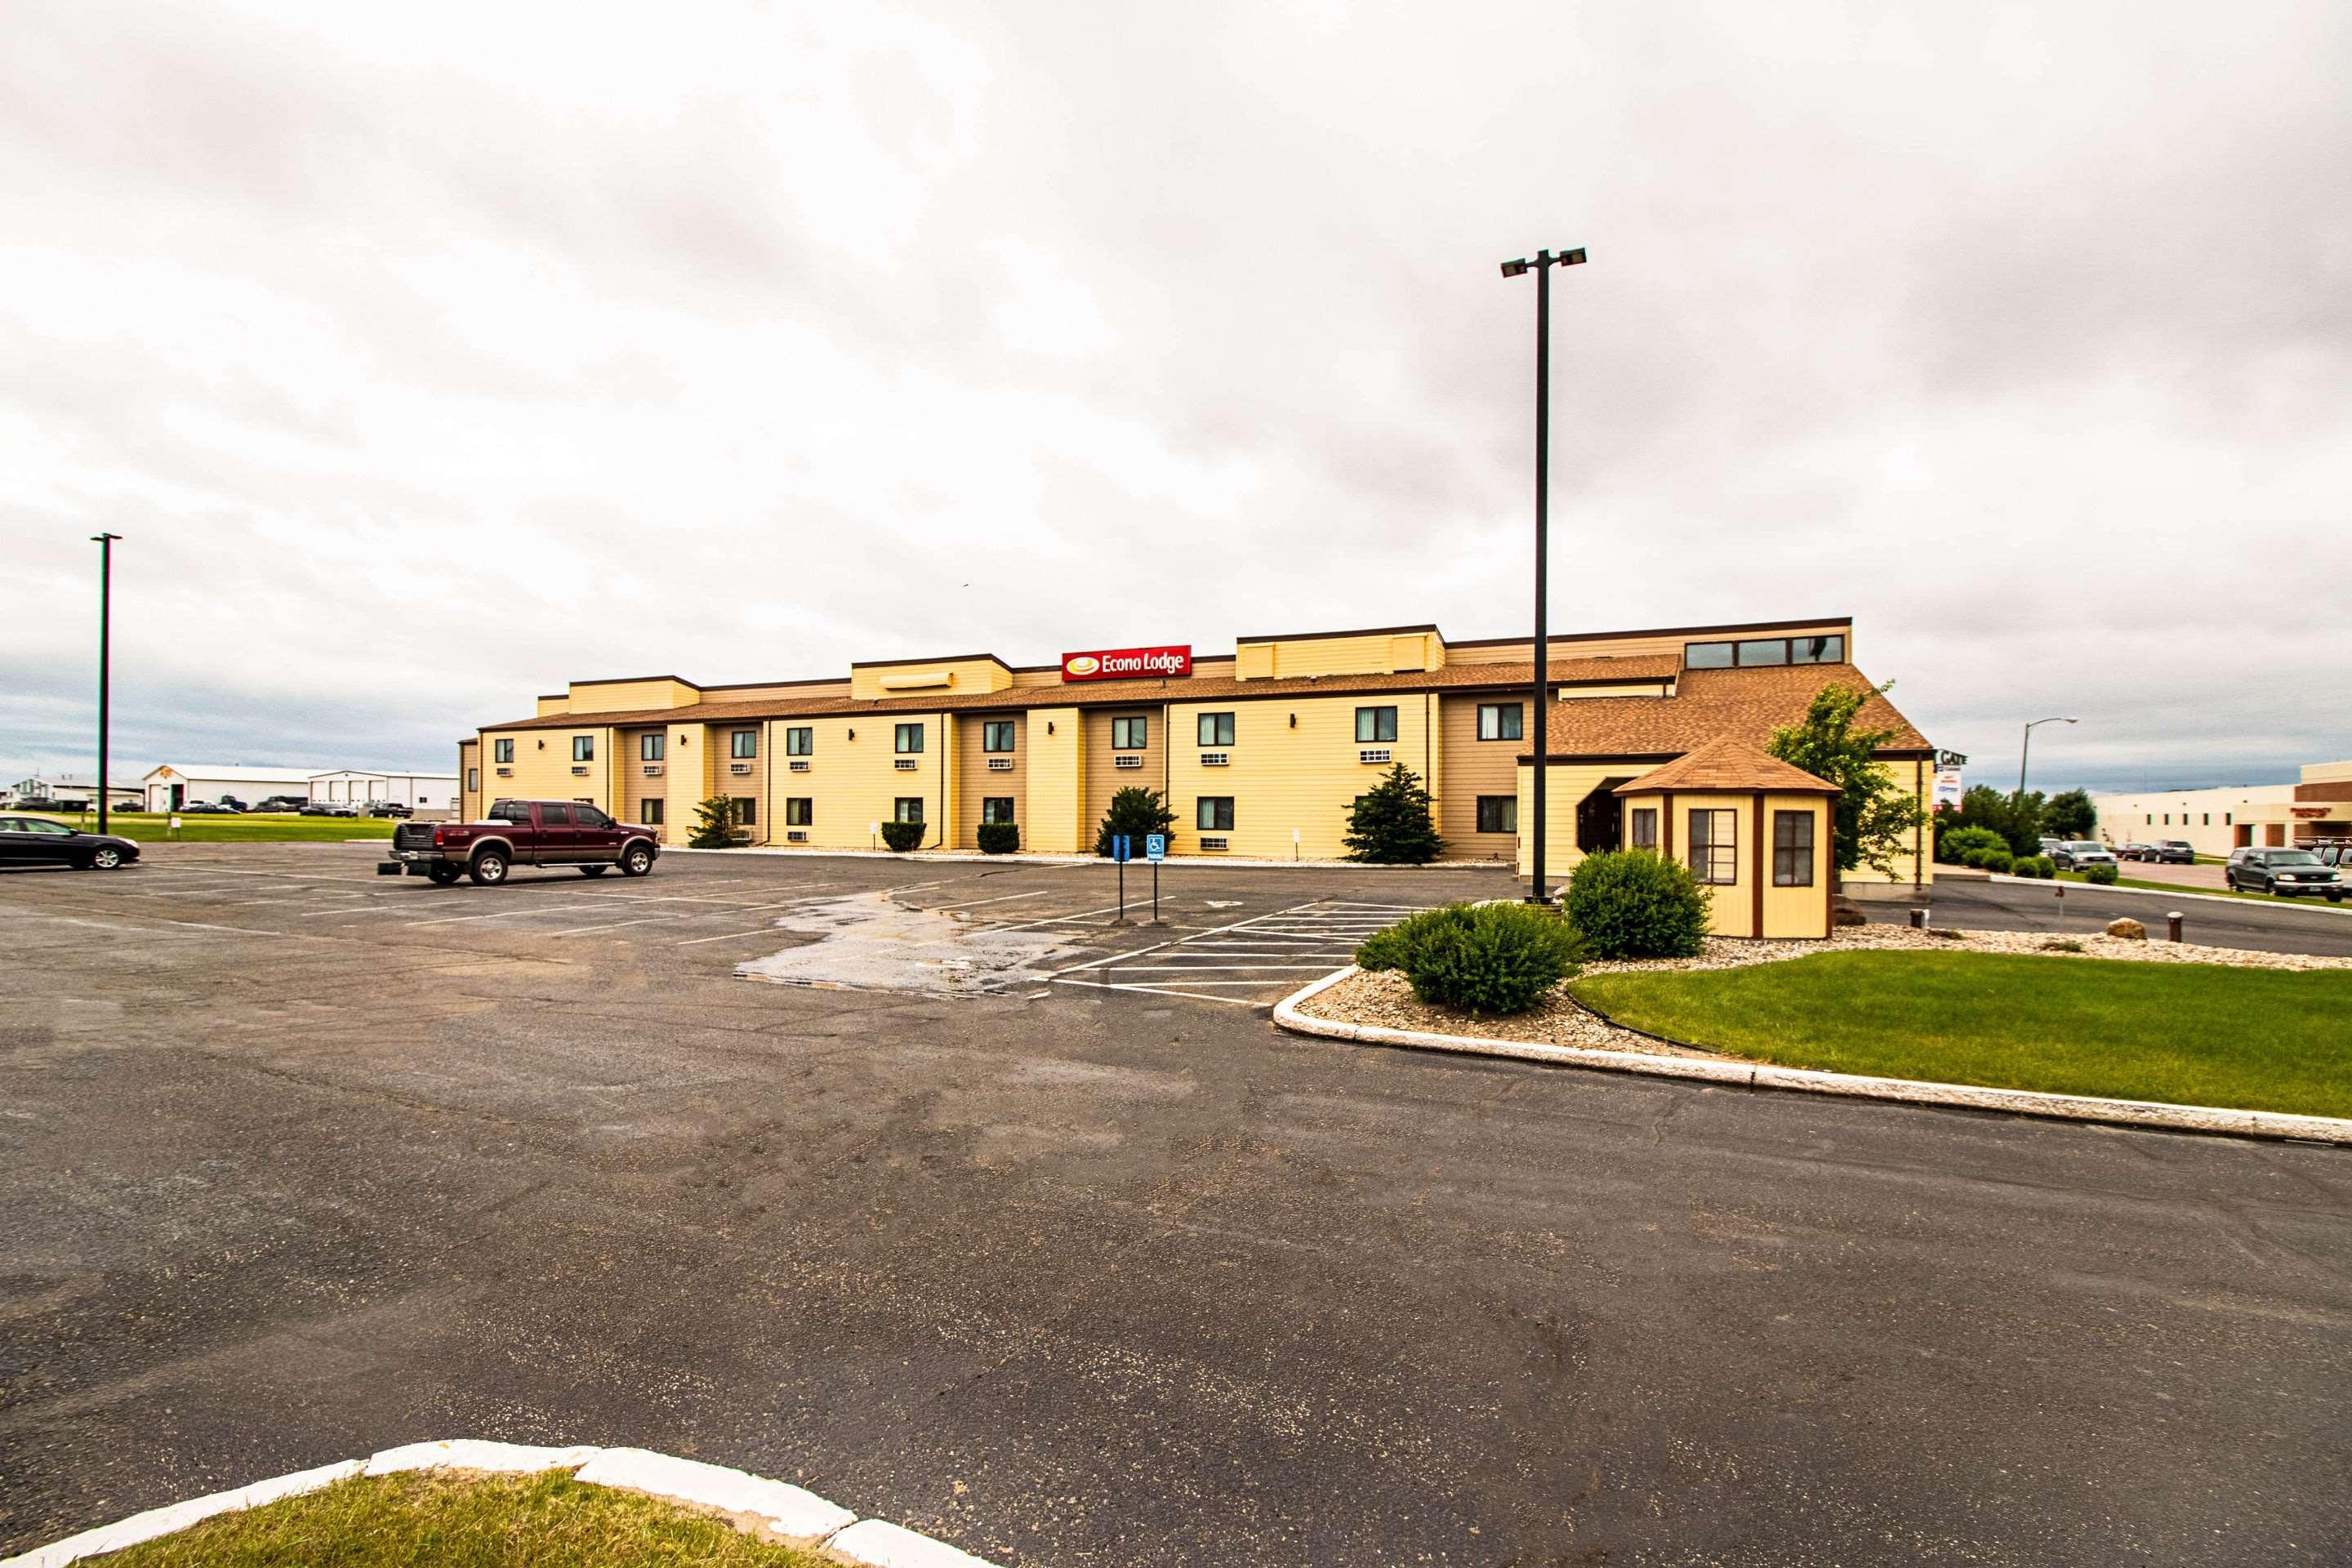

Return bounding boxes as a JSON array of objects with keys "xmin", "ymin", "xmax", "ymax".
[{"xmin": 1060, "ymin": 644, "xmax": 1192, "ymax": 682}]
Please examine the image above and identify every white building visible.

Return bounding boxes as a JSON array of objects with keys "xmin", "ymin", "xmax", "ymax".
[
  {"xmin": 308, "ymin": 770, "xmax": 462, "ymax": 813},
  {"xmin": 142, "ymin": 764, "xmax": 322, "ymax": 812},
  {"xmin": 2092, "ymin": 760, "xmax": 2352, "ymax": 857},
  {"xmin": 3, "ymin": 774, "xmax": 141, "ymax": 810}
]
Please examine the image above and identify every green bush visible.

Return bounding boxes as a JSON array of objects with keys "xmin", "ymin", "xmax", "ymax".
[
  {"xmin": 2085, "ymin": 862, "xmax": 2119, "ymax": 885},
  {"xmin": 688, "ymin": 797, "xmax": 741, "ymax": 849},
  {"xmin": 1936, "ymin": 825, "xmax": 2007, "ymax": 865},
  {"xmin": 1355, "ymin": 902, "xmax": 1584, "ymax": 1015},
  {"xmin": 1562, "ymin": 849, "xmax": 1711, "ymax": 960},
  {"xmin": 1343, "ymin": 764, "xmax": 1445, "ymax": 864},
  {"xmin": 976, "ymin": 822, "xmax": 1020, "ymax": 854},
  {"xmin": 880, "ymin": 820, "xmax": 925, "ymax": 853},
  {"xmin": 1976, "ymin": 849, "xmax": 2015, "ymax": 875},
  {"xmin": 1095, "ymin": 787, "xmax": 1174, "ymax": 858},
  {"xmin": 2029, "ymin": 855, "xmax": 2057, "ymax": 879},
  {"xmin": 2008, "ymin": 855, "xmax": 2043, "ymax": 880}
]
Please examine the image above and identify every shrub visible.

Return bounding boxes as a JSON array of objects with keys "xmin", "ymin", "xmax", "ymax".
[
  {"xmin": 1563, "ymin": 849, "xmax": 1710, "ymax": 960},
  {"xmin": 2008, "ymin": 856, "xmax": 2043, "ymax": 880},
  {"xmin": 688, "ymin": 797, "xmax": 741, "ymax": 849},
  {"xmin": 2085, "ymin": 862, "xmax": 2119, "ymax": 885},
  {"xmin": 1343, "ymin": 764, "xmax": 1445, "ymax": 864},
  {"xmin": 976, "ymin": 822, "xmax": 1020, "ymax": 854},
  {"xmin": 1095, "ymin": 787, "xmax": 1174, "ymax": 858},
  {"xmin": 1936, "ymin": 825, "xmax": 2007, "ymax": 866},
  {"xmin": 2030, "ymin": 855, "xmax": 2057, "ymax": 878},
  {"xmin": 1354, "ymin": 902, "xmax": 1584, "ymax": 1015},
  {"xmin": 1976, "ymin": 849, "xmax": 2015, "ymax": 875},
  {"xmin": 880, "ymin": 820, "xmax": 925, "ymax": 853}
]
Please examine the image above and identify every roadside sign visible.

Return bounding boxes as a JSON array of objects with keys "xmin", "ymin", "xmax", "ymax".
[
  {"xmin": 1145, "ymin": 834, "xmax": 1165, "ymax": 862},
  {"xmin": 1931, "ymin": 770, "xmax": 1963, "ymax": 809},
  {"xmin": 1936, "ymin": 750, "xmax": 1968, "ymax": 768},
  {"xmin": 1111, "ymin": 835, "xmax": 1130, "ymax": 862}
]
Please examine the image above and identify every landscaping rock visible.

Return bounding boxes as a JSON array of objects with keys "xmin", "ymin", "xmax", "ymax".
[
  {"xmin": 2105, "ymin": 917, "xmax": 2148, "ymax": 941},
  {"xmin": 1830, "ymin": 895, "xmax": 1867, "ymax": 928}
]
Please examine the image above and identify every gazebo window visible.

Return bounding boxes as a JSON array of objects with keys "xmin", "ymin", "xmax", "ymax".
[
  {"xmin": 1773, "ymin": 811, "xmax": 1815, "ymax": 886},
  {"xmin": 1688, "ymin": 808, "xmax": 1737, "ymax": 884}
]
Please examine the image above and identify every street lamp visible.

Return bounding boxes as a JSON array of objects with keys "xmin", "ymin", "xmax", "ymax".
[
  {"xmin": 2017, "ymin": 715, "xmax": 2076, "ymax": 800},
  {"xmin": 91, "ymin": 532, "xmax": 122, "ymax": 835},
  {"xmin": 1499, "ymin": 246, "xmax": 1588, "ymax": 903}
]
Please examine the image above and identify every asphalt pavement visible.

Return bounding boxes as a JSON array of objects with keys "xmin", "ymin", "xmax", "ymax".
[{"xmin": 2, "ymin": 846, "xmax": 2347, "ymax": 1566}]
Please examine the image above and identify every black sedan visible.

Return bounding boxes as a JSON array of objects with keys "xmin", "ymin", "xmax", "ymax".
[{"xmin": 0, "ymin": 815, "xmax": 140, "ymax": 870}]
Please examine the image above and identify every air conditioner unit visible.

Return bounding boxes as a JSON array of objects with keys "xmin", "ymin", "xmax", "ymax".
[
  {"xmin": 496, "ymin": 768, "xmax": 513, "ymax": 778},
  {"xmin": 642, "ymin": 764, "xmax": 663, "ymax": 777},
  {"xmin": 729, "ymin": 763, "xmax": 752, "ymax": 775},
  {"xmin": 786, "ymin": 830, "xmax": 808, "ymax": 843},
  {"xmin": 1200, "ymin": 752, "xmax": 1229, "ymax": 767},
  {"xmin": 987, "ymin": 757, "xmax": 1013, "ymax": 772},
  {"xmin": 570, "ymin": 765, "xmax": 590, "ymax": 776},
  {"xmin": 788, "ymin": 760, "xmax": 810, "ymax": 773},
  {"xmin": 1114, "ymin": 755, "xmax": 1143, "ymax": 769},
  {"xmin": 1200, "ymin": 836, "xmax": 1228, "ymax": 851},
  {"xmin": 1359, "ymin": 748, "xmax": 1392, "ymax": 764},
  {"xmin": 894, "ymin": 758, "xmax": 918, "ymax": 771}
]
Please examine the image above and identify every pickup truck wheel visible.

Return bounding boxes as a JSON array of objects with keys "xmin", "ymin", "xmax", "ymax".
[
  {"xmin": 580, "ymin": 865, "xmax": 609, "ymax": 877},
  {"xmin": 427, "ymin": 864, "xmax": 461, "ymax": 886},
  {"xmin": 468, "ymin": 849, "xmax": 510, "ymax": 886},
  {"xmin": 620, "ymin": 844, "xmax": 654, "ymax": 877}
]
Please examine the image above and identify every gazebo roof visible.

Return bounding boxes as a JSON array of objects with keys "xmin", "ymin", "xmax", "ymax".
[{"xmin": 1613, "ymin": 735, "xmax": 1840, "ymax": 796}]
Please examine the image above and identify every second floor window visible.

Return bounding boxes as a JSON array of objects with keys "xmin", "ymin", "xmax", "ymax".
[
  {"xmin": 493, "ymin": 739, "xmax": 513, "ymax": 764},
  {"xmin": 1356, "ymin": 706, "xmax": 1397, "ymax": 744},
  {"xmin": 982, "ymin": 720, "xmax": 1016, "ymax": 753},
  {"xmin": 572, "ymin": 736, "xmax": 594, "ymax": 762},
  {"xmin": 786, "ymin": 727, "xmax": 813, "ymax": 755},
  {"xmin": 895, "ymin": 723, "xmax": 924, "ymax": 754},
  {"xmin": 1197, "ymin": 712, "xmax": 1235, "ymax": 746},
  {"xmin": 1477, "ymin": 702, "xmax": 1522, "ymax": 742},
  {"xmin": 640, "ymin": 733, "xmax": 664, "ymax": 761},
  {"xmin": 1112, "ymin": 715, "xmax": 1148, "ymax": 750},
  {"xmin": 731, "ymin": 729, "xmax": 757, "ymax": 760}
]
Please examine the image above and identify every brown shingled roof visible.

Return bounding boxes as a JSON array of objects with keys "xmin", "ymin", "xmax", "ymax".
[
  {"xmin": 1529, "ymin": 663, "xmax": 1929, "ymax": 760},
  {"xmin": 1614, "ymin": 735, "xmax": 1839, "ymax": 795},
  {"xmin": 485, "ymin": 653, "xmax": 1683, "ymax": 732}
]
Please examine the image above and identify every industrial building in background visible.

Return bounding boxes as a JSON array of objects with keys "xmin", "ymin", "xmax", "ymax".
[{"xmin": 2093, "ymin": 760, "xmax": 2352, "ymax": 858}]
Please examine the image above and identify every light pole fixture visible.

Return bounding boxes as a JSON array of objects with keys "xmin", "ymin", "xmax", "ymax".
[
  {"xmin": 91, "ymin": 532, "xmax": 122, "ymax": 834},
  {"xmin": 1499, "ymin": 246, "xmax": 1588, "ymax": 903},
  {"xmin": 2017, "ymin": 716, "xmax": 2077, "ymax": 800}
]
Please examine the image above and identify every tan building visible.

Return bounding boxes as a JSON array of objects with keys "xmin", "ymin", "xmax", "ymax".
[
  {"xmin": 460, "ymin": 614, "xmax": 1936, "ymax": 892},
  {"xmin": 2092, "ymin": 760, "xmax": 2352, "ymax": 858}
]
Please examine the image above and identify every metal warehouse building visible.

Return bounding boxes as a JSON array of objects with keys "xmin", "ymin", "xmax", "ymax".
[{"xmin": 461, "ymin": 615, "xmax": 1937, "ymax": 902}]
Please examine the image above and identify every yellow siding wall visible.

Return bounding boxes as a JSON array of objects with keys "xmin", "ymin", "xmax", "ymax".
[
  {"xmin": 458, "ymin": 741, "xmax": 481, "ymax": 820},
  {"xmin": 482, "ymin": 726, "xmax": 614, "ymax": 815},
  {"xmin": 569, "ymin": 679, "xmax": 700, "ymax": 713},
  {"xmin": 1512, "ymin": 763, "xmax": 1647, "ymax": 884},
  {"xmin": 956, "ymin": 712, "xmax": 1026, "ymax": 849},
  {"xmin": 657, "ymin": 724, "xmax": 718, "ymax": 845},
  {"xmin": 1845, "ymin": 759, "xmax": 1934, "ymax": 887},
  {"xmin": 1025, "ymin": 707, "xmax": 1085, "ymax": 853},
  {"xmin": 760, "ymin": 714, "xmax": 954, "ymax": 850},
  {"xmin": 1235, "ymin": 631, "xmax": 1441, "ymax": 681},
  {"xmin": 1437, "ymin": 694, "xmax": 1521, "ymax": 861},
  {"xmin": 1760, "ymin": 792, "xmax": 1833, "ymax": 938},
  {"xmin": 617, "ymin": 727, "xmax": 664, "ymax": 828},
  {"xmin": 535, "ymin": 696, "xmax": 570, "ymax": 716},
  {"xmin": 850, "ymin": 658, "xmax": 1010, "ymax": 702},
  {"xmin": 1557, "ymin": 679, "xmax": 1677, "ymax": 700},
  {"xmin": 1165, "ymin": 694, "xmax": 1434, "ymax": 859},
  {"xmin": 1084, "ymin": 706, "xmax": 1169, "ymax": 836}
]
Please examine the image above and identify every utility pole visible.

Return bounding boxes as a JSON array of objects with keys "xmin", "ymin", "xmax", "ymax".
[{"xmin": 92, "ymin": 532, "xmax": 122, "ymax": 834}]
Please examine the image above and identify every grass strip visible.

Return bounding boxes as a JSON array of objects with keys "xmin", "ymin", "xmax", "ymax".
[
  {"xmin": 97, "ymin": 1469, "xmax": 833, "ymax": 1567},
  {"xmin": 2046, "ymin": 868, "xmax": 2348, "ymax": 910},
  {"xmin": 1569, "ymin": 951, "xmax": 2352, "ymax": 1119},
  {"xmin": 22, "ymin": 812, "xmax": 396, "ymax": 843}
]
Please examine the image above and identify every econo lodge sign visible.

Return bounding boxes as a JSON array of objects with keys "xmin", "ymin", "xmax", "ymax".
[{"xmin": 1060, "ymin": 644, "xmax": 1192, "ymax": 682}]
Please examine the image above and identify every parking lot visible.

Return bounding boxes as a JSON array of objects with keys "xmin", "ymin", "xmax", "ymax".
[{"xmin": 5, "ymin": 845, "xmax": 2349, "ymax": 1566}]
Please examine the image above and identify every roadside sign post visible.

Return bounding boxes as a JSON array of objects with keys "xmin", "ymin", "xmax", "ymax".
[
  {"xmin": 1111, "ymin": 835, "xmax": 1130, "ymax": 923},
  {"xmin": 1145, "ymin": 834, "xmax": 1165, "ymax": 924}
]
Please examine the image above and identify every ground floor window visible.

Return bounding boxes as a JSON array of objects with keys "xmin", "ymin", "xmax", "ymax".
[
  {"xmin": 1476, "ymin": 795, "xmax": 1516, "ymax": 834},
  {"xmin": 1689, "ymin": 808, "xmax": 1736, "ymax": 884},
  {"xmin": 893, "ymin": 797, "xmax": 924, "ymax": 824},
  {"xmin": 733, "ymin": 796, "xmax": 756, "ymax": 827},
  {"xmin": 1197, "ymin": 795, "xmax": 1234, "ymax": 831},
  {"xmin": 1629, "ymin": 807, "xmax": 1658, "ymax": 849},
  {"xmin": 466, "ymin": 767, "xmax": 479, "ymax": 791},
  {"xmin": 786, "ymin": 798, "xmax": 813, "ymax": 826},
  {"xmin": 640, "ymin": 799, "xmax": 663, "ymax": 826},
  {"xmin": 1773, "ymin": 810, "xmax": 1814, "ymax": 885},
  {"xmin": 982, "ymin": 796, "xmax": 1015, "ymax": 824}
]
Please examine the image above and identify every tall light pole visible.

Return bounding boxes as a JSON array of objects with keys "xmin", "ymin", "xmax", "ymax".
[
  {"xmin": 2017, "ymin": 715, "xmax": 2076, "ymax": 800},
  {"xmin": 1499, "ymin": 246, "xmax": 1588, "ymax": 903},
  {"xmin": 92, "ymin": 533, "xmax": 122, "ymax": 834}
]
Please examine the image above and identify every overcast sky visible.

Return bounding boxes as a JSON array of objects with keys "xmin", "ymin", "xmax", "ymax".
[{"xmin": 4, "ymin": 0, "xmax": 2346, "ymax": 796}]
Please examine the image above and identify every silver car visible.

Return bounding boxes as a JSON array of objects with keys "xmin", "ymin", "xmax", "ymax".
[{"xmin": 2050, "ymin": 840, "xmax": 2117, "ymax": 871}]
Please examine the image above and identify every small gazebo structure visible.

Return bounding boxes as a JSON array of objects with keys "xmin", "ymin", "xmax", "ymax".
[{"xmin": 1613, "ymin": 736, "xmax": 1839, "ymax": 939}]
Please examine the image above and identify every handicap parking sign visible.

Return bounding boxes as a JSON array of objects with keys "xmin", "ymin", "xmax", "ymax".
[{"xmin": 1145, "ymin": 834, "xmax": 1165, "ymax": 862}]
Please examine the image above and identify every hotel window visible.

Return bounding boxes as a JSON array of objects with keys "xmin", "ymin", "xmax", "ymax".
[
  {"xmin": 1630, "ymin": 808, "xmax": 1658, "ymax": 849},
  {"xmin": 2203, "ymin": 813, "xmax": 2210, "ymax": 826},
  {"xmin": 1197, "ymin": 711, "xmax": 1236, "ymax": 746},
  {"xmin": 1789, "ymin": 635, "xmax": 1844, "ymax": 664},
  {"xmin": 1773, "ymin": 811, "xmax": 1815, "ymax": 886},
  {"xmin": 640, "ymin": 800, "xmax": 664, "ymax": 826},
  {"xmin": 731, "ymin": 729, "xmax": 757, "ymax": 760},
  {"xmin": 641, "ymin": 733, "xmax": 664, "ymax": 762},
  {"xmin": 786, "ymin": 726, "xmax": 813, "ymax": 755},
  {"xmin": 895, "ymin": 723, "xmax": 924, "ymax": 754},
  {"xmin": 1684, "ymin": 641, "xmax": 1735, "ymax": 669},
  {"xmin": 1735, "ymin": 638, "xmax": 1788, "ymax": 666},
  {"xmin": 493, "ymin": 739, "xmax": 514, "ymax": 764},
  {"xmin": 572, "ymin": 735, "xmax": 595, "ymax": 762},
  {"xmin": 893, "ymin": 796, "xmax": 924, "ymax": 824},
  {"xmin": 785, "ymin": 798, "xmax": 813, "ymax": 826},
  {"xmin": 982, "ymin": 796, "xmax": 1015, "ymax": 824},
  {"xmin": 1477, "ymin": 703, "xmax": 1523, "ymax": 742},
  {"xmin": 1355, "ymin": 706, "xmax": 1397, "ymax": 743},
  {"xmin": 733, "ymin": 796, "xmax": 755, "ymax": 826},
  {"xmin": 1688, "ymin": 808, "xmax": 1737, "ymax": 884},
  {"xmin": 1112, "ymin": 715, "xmax": 1148, "ymax": 750},
  {"xmin": 466, "ymin": 767, "xmax": 479, "ymax": 791},
  {"xmin": 1477, "ymin": 795, "xmax": 1517, "ymax": 834},
  {"xmin": 982, "ymin": 720, "xmax": 1016, "ymax": 753},
  {"xmin": 1197, "ymin": 795, "xmax": 1235, "ymax": 831},
  {"xmin": 2225, "ymin": 813, "xmax": 2232, "ymax": 825}
]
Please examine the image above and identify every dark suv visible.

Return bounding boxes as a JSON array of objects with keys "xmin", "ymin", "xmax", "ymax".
[
  {"xmin": 2120, "ymin": 840, "xmax": 2194, "ymax": 863},
  {"xmin": 2224, "ymin": 848, "xmax": 2344, "ymax": 900}
]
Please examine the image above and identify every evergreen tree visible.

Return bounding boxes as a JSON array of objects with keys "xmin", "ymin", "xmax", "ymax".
[
  {"xmin": 1343, "ymin": 764, "xmax": 1445, "ymax": 864},
  {"xmin": 688, "ymin": 795, "xmax": 741, "ymax": 849},
  {"xmin": 1094, "ymin": 786, "xmax": 1175, "ymax": 858}
]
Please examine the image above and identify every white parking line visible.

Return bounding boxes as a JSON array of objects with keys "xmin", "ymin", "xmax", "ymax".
[
  {"xmin": 384, "ymin": 902, "xmax": 617, "ymax": 929},
  {"xmin": 922, "ymin": 889, "xmax": 1052, "ymax": 913},
  {"xmin": 674, "ymin": 925, "xmax": 786, "ymax": 947},
  {"xmin": 540, "ymin": 916, "xmax": 670, "ymax": 937}
]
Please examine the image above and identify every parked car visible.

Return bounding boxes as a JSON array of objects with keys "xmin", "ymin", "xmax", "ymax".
[
  {"xmin": 0, "ymin": 815, "xmax": 140, "ymax": 870},
  {"xmin": 254, "ymin": 795, "xmax": 308, "ymax": 813},
  {"xmin": 2038, "ymin": 836, "xmax": 2064, "ymax": 856},
  {"xmin": 2050, "ymin": 840, "xmax": 2118, "ymax": 871},
  {"xmin": 2116, "ymin": 841, "xmax": 2152, "ymax": 860},
  {"xmin": 176, "ymin": 800, "xmax": 234, "ymax": 814},
  {"xmin": 218, "ymin": 796, "xmax": 249, "ymax": 812},
  {"xmin": 381, "ymin": 799, "xmax": 658, "ymax": 885},
  {"xmin": 2225, "ymin": 848, "xmax": 2344, "ymax": 899},
  {"xmin": 2316, "ymin": 844, "xmax": 2352, "ymax": 869},
  {"xmin": 2149, "ymin": 840, "xmax": 2194, "ymax": 863},
  {"xmin": 363, "ymin": 801, "xmax": 412, "ymax": 818}
]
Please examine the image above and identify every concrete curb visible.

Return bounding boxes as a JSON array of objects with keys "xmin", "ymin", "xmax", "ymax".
[
  {"xmin": 1272, "ymin": 967, "xmax": 2352, "ymax": 1146},
  {"xmin": 1984, "ymin": 871, "xmax": 2351, "ymax": 915},
  {"xmin": 2, "ymin": 1439, "xmax": 1009, "ymax": 1568},
  {"xmin": 662, "ymin": 844, "xmax": 1513, "ymax": 873}
]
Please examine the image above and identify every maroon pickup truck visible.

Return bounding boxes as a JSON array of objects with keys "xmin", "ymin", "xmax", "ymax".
[{"xmin": 381, "ymin": 799, "xmax": 659, "ymax": 885}]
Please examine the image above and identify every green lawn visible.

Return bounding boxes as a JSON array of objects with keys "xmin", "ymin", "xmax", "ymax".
[
  {"xmin": 2051, "ymin": 868, "xmax": 2349, "ymax": 911},
  {"xmin": 1570, "ymin": 951, "xmax": 2352, "ymax": 1119},
  {"xmin": 100, "ymin": 1470, "xmax": 830, "ymax": 1567},
  {"xmin": 21, "ymin": 811, "xmax": 395, "ymax": 843}
]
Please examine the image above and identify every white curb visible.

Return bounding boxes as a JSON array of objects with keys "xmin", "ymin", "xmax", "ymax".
[
  {"xmin": 1984, "ymin": 871, "xmax": 2350, "ymax": 915},
  {"xmin": 2, "ymin": 1440, "xmax": 1007, "ymax": 1568},
  {"xmin": 1273, "ymin": 967, "xmax": 2352, "ymax": 1146},
  {"xmin": 660, "ymin": 844, "xmax": 1512, "ymax": 872}
]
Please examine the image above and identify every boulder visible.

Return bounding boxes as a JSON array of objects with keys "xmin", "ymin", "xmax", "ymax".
[
  {"xmin": 2105, "ymin": 917, "xmax": 2147, "ymax": 941},
  {"xmin": 1830, "ymin": 895, "xmax": 1867, "ymax": 928}
]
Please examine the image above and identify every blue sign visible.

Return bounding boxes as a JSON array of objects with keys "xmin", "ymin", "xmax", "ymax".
[
  {"xmin": 1111, "ymin": 835, "xmax": 1130, "ymax": 862},
  {"xmin": 1145, "ymin": 834, "xmax": 1165, "ymax": 862}
]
